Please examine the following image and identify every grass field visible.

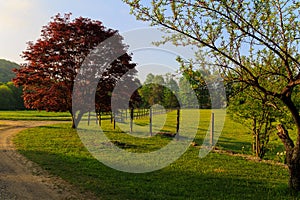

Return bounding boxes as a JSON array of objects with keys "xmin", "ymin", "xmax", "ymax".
[
  {"xmin": 0, "ymin": 110, "xmax": 72, "ymax": 121},
  {"xmin": 13, "ymin": 109, "xmax": 295, "ymax": 199}
]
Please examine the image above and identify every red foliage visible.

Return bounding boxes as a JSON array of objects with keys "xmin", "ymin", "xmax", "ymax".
[{"xmin": 13, "ymin": 13, "xmax": 138, "ymax": 127}]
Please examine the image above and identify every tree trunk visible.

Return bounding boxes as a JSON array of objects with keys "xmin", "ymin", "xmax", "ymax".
[
  {"xmin": 277, "ymin": 96, "xmax": 300, "ymax": 191},
  {"xmin": 276, "ymin": 124, "xmax": 300, "ymax": 191},
  {"xmin": 252, "ymin": 117, "xmax": 258, "ymax": 156},
  {"xmin": 256, "ymin": 134, "xmax": 260, "ymax": 157},
  {"xmin": 71, "ymin": 112, "xmax": 76, "ymax": 129},
  {"xmin": 70, "ymin": 110, "xmax": 84, "ymax": 129},
  {"xmin": 288, "ymin": 161, "xmax": 300, "ymax": 191}
]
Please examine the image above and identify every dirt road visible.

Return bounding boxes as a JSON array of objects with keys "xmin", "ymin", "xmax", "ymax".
[{"xmin": 0, "ymin": 120, "xmax": 98, "ymax": 200}]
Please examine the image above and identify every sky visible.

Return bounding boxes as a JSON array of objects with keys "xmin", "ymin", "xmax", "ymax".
[
  {"xmin": 0, "ymin": 0, "xmax": 148, "ymax": 64},
  {"xmin": 0, "ymin": 0, "xmax": 199, "ymax": 82}
]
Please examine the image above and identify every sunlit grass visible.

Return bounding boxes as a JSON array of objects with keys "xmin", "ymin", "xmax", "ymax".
[
  {"xmin": 0, "ymin": 110, "xmax": 72, "ymax": 121},
  {"xmin": 13, "ymin": 109, "xmax": 297, "ymax": 199}
]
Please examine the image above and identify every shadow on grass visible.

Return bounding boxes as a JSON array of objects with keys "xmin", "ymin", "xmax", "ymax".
[
  {"xmin": 217, "ymin": 137, "xmax": 252, "ymax": 153},
  {"xmin": 17, "ymin": 149, "xmax": 297, "ymax": 200},
  {"xmin": 35, "ymin": 125, "xmax": 66, "ymax": 129}
]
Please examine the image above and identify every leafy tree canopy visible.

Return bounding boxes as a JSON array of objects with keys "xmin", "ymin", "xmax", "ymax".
[
  {"xmin": 0, "ymin": 82, "xmax": 24, "ymax": 110},
  {"xmin": 14, "ymin": 13, "xmax": 137, "ymax": 128}
]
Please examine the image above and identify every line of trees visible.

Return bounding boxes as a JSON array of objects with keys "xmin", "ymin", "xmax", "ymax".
[
  {"xmin": 0, "ymin": 59, "xmax": 24, "ymax": 110},
  {"xmin": 0, "ymin": 82, "xmax": 24, "ymax": 110},
  {"xmin": 138, "ymin": 73, "xmax": 180, "ymax": 109},
  {"xmin": 138, "ymin": 70, "xmax": 216, "ymax": 109}
]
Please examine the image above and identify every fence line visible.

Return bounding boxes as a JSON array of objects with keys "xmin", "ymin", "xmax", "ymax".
[{"xmin": 84, "ymin": 110, "xmax": 215, "ymax": 144}]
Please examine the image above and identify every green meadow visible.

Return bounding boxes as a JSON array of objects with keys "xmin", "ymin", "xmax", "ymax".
[{"xmin": 11, "ymin": 109, "xmax": 296, "ymax": 199}]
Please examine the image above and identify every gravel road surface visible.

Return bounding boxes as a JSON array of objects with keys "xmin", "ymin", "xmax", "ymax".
[{"xmin": 0, "ymin": 120, "xmax": 98, "ymax": 200}]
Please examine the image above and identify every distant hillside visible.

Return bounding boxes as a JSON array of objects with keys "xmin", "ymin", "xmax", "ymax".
[{"xmin": 0, "ymin": 59, "xmax": 19, "ymax": 83}]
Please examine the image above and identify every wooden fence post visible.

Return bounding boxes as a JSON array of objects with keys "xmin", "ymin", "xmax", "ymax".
[
  {"xmin": 96, "ymin": 112, "xmax": 99, "ymax": 125},
  {"xmin": 176, "ymin": 109, "xmax": 180, "ymax": 141},
  {"xmin": 113, "ymin": 117, "xmax": 116, "ymax": 130},
  {"xmin": 88, "ymin": 111, "xmax": 90, "ymax": 126},
  {"xmin": 99, "ymin": 112, "xmax": 101, "ymax": 126},
  {"xmin": 149, "ymin": 107, "xmax": 153, "ymax": 136},
  {"xmin": 210, "ymin": 112, "xmax": 214, "ymax": 147},
  {"xmin": 130, "ymin": 108, "xmax": 134, "ymax": 133}
]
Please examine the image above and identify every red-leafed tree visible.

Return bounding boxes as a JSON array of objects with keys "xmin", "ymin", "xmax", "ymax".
[{"xmin": 13, "ymin": 13, "xmax": 137, "ymax": 128}]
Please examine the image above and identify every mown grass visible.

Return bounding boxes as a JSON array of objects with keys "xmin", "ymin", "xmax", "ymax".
[
  {"xmin": 13, "ymin": 109, "xmax": 294, "ymax": 199},
  {"xmin": 0, "ymin": 110, "xmax": 72, "ymax": 121}
]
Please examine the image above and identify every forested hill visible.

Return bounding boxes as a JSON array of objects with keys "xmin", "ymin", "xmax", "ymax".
[{"xmin": 0, "ymin": 59, "xmax": 19, "ymax": 83}]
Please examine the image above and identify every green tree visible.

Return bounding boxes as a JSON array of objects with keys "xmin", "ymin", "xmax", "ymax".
[
  {"xmin": 179, "ymin": 60, "xmax": 211, "ymax": 108},
  {"xmin": 139, "ymin": 73, "xmax": 180, "ymax": 108},
  {"xmin": 139, "ymin": 73, "xmax": 165, "ymax": 106},
  {"xmin": 228, "ymin": 84, "xmax": 291, "ymax": 158},
  {"xmin": 6, "ymin": 82, "xmax": 25, "ymax": 110},
  {"xmin": 178, "ymin": 77, "xmax": 193, "ymax": 108},
  {"xmin": 152, "ymin": 75, "xmax": 165, "ymax": 105},
  {"xmin": 124, "ymin": 0, "xmax": 300, "ymax": 190},
  {"xmin": 164, "ymin": 74, "xmax": 179, "ymax": 108},
  {"xmin": 0, "ymin": 84, "xmax": 15, "ymax": 110},
  {"xmin": 139, "ymin": 73, "xmax": 155, "ymax": 107}
]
